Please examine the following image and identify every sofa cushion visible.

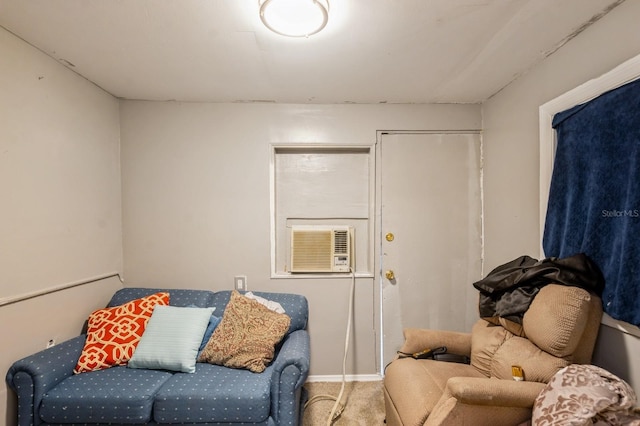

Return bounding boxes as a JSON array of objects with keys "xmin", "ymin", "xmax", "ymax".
[
  {"xmin": 154, "ymin": 363, "xmax": 272, "ymax": 423},
  {"xmin": 74, "ymin": 292, "xmax": 170, "ymax": 374},
  {"xmin": 198, "ymin": 290, "xmax": 290, "ymax": 373},
  {"xmin": 128, "ymin": 306, "xmax": 215, "ymax": 373},
  {"xmin": 40, "ymin": 366, "xmax": 172, "ymax": 424}
]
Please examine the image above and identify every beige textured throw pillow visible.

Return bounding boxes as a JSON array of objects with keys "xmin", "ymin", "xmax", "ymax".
[
  {"xmin": 198, "ymin": 290, "xmax": 291, "ymax": 373},
  {"xmin": 523, "ymin": 284, "xmax": 590, "ymax": 358}
]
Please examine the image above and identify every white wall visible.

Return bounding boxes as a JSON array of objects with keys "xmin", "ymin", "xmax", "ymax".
[
  {"xmin": 0, "ymin": 27, "xmax": 123, "ymax": 425},
  {"xmin": 482, "ymin": 0, "xmax": 640, "ymax": 388},
  {"xmin": 120, "ymin": 101, "xmax": 482, "ymax": 377}
]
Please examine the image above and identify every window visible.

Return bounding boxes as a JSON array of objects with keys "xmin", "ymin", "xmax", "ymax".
[
  {"xmin": 540, "ymin": 53, "xmax": 640, "ymax": 335},
  {"xmin": 270, "ymin": 145, "xmax": 374, "ymax": 277}
]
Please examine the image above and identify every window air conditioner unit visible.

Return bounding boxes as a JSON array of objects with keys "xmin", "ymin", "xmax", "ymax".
[{"xmin": 290, "ymin": 226, "xmax": 353, "ymax": 273}]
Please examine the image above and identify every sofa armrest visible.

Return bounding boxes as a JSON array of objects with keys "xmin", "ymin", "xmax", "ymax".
[
  {"xmin": 269, "ymin": 329, "xmax": 310, "ymax": 425},
  {"xmin": 400, "ymin": 328, "xmax": 472, "ymax": 357},
  {"xmin": 6, "ymin": 335, "xmax": 85, "ymax": 426},
  {"xmin": 444, "ymin": 376, "xmax": 545, "ymax": 408}
]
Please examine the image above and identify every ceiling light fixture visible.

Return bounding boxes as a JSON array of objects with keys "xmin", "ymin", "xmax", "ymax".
[{"xmin": 259, "ymin": 0, "xmax": 330, "ymax": 38}]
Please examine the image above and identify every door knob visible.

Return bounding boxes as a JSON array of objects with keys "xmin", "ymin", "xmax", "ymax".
[{"xmin": 385, "ymin": 270, "xmax": 395, "ymax": 280}]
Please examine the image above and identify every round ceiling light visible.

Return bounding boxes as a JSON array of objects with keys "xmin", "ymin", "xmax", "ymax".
[{"xmin": 259, "ymin": 0, "xmax": 330, "ymax": 38}]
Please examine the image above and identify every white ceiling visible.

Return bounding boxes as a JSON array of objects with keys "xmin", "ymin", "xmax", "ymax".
[{"xmin": 0, "ymin": 0, "xmax": 625, "ymax": 104}]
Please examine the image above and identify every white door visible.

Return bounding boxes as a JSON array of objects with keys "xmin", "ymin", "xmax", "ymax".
[{"xmin": 379, "ymin": 132, "xmax": 483, "ymax": 367}]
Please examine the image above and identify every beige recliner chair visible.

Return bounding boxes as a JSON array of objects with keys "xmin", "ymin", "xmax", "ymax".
[{"xmin": 383, "ymin": 284, "xmax": 603, "ymax": 426}]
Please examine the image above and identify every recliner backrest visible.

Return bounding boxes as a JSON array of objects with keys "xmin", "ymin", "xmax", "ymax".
[
  {"xmin": 469, "ymin": 284, "xmax": 602, "ymax": 383},
  {"xmin": 523, "ymin": 284, "xmax": 602, "ymax": 363}
]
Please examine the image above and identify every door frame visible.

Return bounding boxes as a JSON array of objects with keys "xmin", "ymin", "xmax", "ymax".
[{"xmin": 374, "ymin": 130, "xmax": 483, "ymax": 374}]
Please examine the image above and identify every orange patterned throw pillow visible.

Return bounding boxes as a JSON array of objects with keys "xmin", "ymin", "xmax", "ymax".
[
  {"xmin": 198, "ymin": 290, "xmax": 290, "ymax": 373},
  {"xmin": 74, "ymin": 292, "xmax": 170, "ymax": 374}
]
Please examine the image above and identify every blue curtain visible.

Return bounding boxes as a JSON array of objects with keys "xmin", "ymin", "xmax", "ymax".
[{"xmin": 543, "ymin": 78, "xmax": 640, "ymax": 326}]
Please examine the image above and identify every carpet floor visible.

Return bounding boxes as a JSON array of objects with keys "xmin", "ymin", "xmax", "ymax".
[{"xmin": 302, "ymin": 381, "xmax": 386, "ymax": 425}]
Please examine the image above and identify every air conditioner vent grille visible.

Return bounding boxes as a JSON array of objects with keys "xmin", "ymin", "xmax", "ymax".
[{"xmin": 334, "ymin": 230, "xmax": 349, "ymax": 254}]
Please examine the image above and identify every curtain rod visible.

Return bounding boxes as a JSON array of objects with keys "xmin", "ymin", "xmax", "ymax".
[{"xmin": 0, "ymin": 272, "xmax": 123, "ymax": 307}]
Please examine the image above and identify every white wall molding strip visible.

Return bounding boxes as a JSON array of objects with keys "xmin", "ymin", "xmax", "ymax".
[{"xmin": 0, "ymin": 272, "xmax": 123, "ymax": 307}]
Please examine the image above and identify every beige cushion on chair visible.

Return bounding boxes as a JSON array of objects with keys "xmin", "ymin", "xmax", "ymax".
[
  {"xmin": 470, "ymin": 319, "xmax": 512, "ymax": 377},
  {"xmin": 490, "ymin": 335, "xmax": 570, "ymax": 383},
  {"xmin": 470, "ymin": 320, "xmax": 569, "ymax": 383}
]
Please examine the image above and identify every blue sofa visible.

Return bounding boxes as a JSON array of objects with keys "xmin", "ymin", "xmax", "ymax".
[{"xmin": 6, "ymin": 288, "xmax": 310, "ymax": 426}]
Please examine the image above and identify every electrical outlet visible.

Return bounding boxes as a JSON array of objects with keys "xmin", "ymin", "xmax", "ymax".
[
  {"xmin": 46, "ymin": 339, "xmax": 56, "ymax": 349},
  {"xmin": 234, "ymin": 275, "xmax": 247, "ymax": 291}
]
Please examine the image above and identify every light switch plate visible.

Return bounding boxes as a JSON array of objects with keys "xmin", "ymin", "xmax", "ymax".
[{"xmin": 234, "ymin": 275, "xmax": 247, "ymax": 291}]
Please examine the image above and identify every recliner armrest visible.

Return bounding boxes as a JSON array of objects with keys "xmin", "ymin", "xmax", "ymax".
[
  {"xmin": 400, "ymin": 328, "xmax": 472, "ymax": 357},
  {"xmin": 444, "ymin": 376, "xmax": 545, "ymax": 408}
]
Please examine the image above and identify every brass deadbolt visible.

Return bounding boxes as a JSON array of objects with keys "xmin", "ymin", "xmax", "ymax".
[{"xmin": 385, "ymin": 233, "xmax": 394, "ymax": 242}]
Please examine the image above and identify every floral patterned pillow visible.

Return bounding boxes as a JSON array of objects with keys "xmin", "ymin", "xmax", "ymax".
[
  {"xmin": 532, "ymin": 364, "xmax": 640, "ymax": 425},
  {"xmin": 198, "ymin": 290, "xmax": 290, "ymax": 373},
  {"xmin": 74, "ymin": 292, "xmax": 170, "ymax": 374}
]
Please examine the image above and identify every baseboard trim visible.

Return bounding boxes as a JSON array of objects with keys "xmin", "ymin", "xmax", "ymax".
[{"xmin": 306, "ymin": 374, "xmax": 383, "ymax": 383}]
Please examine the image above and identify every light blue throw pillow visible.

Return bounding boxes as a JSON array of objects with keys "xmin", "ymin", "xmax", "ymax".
[{"xmin": 128, "ymin": 305, "xmax": 215, "ymax": 373}]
